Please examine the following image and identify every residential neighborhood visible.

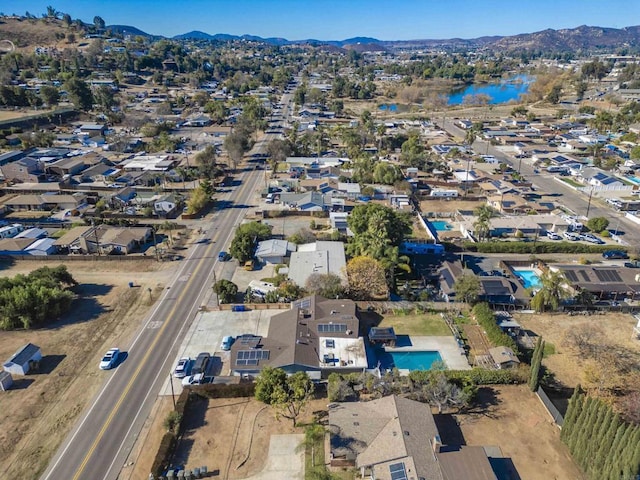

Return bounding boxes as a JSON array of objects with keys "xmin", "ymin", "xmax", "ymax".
[{"xmin": 0, "ymin": 6, "xmax": 639, "ymax": 480}]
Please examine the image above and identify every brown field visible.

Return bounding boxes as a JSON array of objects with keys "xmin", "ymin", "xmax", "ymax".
[
  {"xmin": 0, "ymin": 259, "xmax": 174, "ymax": 479},
  {"xmin": 0, "ymin": 108, "xmax": 57, "ymax": 122},
  {"xmin": 514, "ymin": 311, "xmax": 640, "ymax": 390},
  {"xmin": 453, "ymin": 385, "xmax": 584, "ymax": 480}
]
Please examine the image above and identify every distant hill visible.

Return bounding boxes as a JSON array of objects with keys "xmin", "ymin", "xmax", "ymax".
[
  {"xmin": 173, "ymin": 30, "xmax": 214, "ymax": 40},
  {"xmin": 107, "ymin": 24, "xmax": 155, "ymax": 38},
  {"xmin": 0, "ymin": 16, "xmax": 84, "ymax": 49}
]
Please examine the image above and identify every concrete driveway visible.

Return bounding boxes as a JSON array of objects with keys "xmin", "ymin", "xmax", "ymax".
[{"xmin": 244, "ymin": 434, "xmax": 305, "ymax": 480}]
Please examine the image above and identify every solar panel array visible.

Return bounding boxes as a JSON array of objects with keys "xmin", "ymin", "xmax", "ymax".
[
  {"xmin": 389, "ymin": 462, "xmax": 408, "ymax": 480},
  {"xmin": 236, "ymin": 349, "xmax": 270, "ymax": 366},
  {"xmin": 318, "ymin": 323, "xmax": 347, "ymax": 333},
  {"xmin": 564, "ymin": 270, "xmax": 578, "ymax": 282},
  {"xmin": 294, "ymin": 297, "xmax": 311, "ymax": 309},
  {"xmin": 595, "ymin": 269, "xmax": 622, "ymax": 282}
]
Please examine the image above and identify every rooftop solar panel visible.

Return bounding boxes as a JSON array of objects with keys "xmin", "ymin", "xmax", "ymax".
[
  {"xmin": 389, "ymin": 462, "xmax": 408, "ymax": 480},
  {"xmin": 564, "ymin": 270, "xmax": 578, "ymax": 282}
]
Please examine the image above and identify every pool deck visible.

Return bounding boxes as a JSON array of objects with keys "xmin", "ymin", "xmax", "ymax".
[{"xmin": 386, "ymin": 336, "xmax": 471, "ymax": 370}]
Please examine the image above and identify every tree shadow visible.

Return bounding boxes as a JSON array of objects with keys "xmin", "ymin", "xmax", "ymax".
[
  {"xmin": 0, "ymin": 257, "xmax": 16, "ymax": 270},
  {"xmin": 45, "ymin": 283, "xmax": 112, "ymax": 329},
  {"xmin": 34, "ymin": 354, "xmax": 66, "ymax": 374},
  {"xmin": 173, "ymin": 396, "xmax": 210, "ymax": 467},
  {"xmin": 464, "ymin": 387, "xmax": 501, "ymax": 417},
  {"xmin": 357, "ymin": 310, "xmax": 384, "ymax": 336}
]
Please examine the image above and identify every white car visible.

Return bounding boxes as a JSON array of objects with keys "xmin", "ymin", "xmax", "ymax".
[
  {"xmin": 173, "ymin": 357, "xmax": 191, "ymax": 378},
  {"xmin": 99, "ymin": 348, "xmax": 120, "ymax": 370},
  {"xmin": 221, "ymin": 336, "xmax": 234, "ymax": 351},
  {"xmin": 546, "ymin": 231, "xmax": 561, "ymax": 240},
  {"xmin": 181, "ymin": 372, "xmax": 205, "ymax": 387}
]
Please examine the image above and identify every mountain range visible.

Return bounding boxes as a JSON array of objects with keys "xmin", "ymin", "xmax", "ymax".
[{"xmin": 105, "ymin": 23, "xmax": 640, "ymax": 53}]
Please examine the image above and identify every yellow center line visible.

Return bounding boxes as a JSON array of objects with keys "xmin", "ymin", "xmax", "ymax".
[{"xmin": 70, "ymin": 170, "xmax": 259, "ymax": 479}]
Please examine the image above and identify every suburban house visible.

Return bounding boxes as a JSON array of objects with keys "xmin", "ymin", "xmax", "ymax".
[
  {"xmin": 3, "ymin": 343, "xmax": 42, "ymax": 375},
  {"xmin": 488, "ymin": 346, "xmax": 521, "ymax": 369},
  {"xmin": 255, "ymin": 239, "xmax": 295, "ymax": 264},
  {"xmin": 288, "ymin": 241, "xmax": 347, "ymax": 289},
  {"xmin": 280, "ymin": 191, "xmax": 331, "ymax": 211},
  {"xmin": 552, "ymin": 264, "xmax": 640, "ymax": 301},
  {"xmin": 52, "ymin": 225, "xmax": 151, "ymax": 255},
  {"xmin": 153, "ymin": 193, "xmax": 180, "ymax": 218},
  {"xmin": 329, "ymin": 395, "xmax": 500, "ymax": 480},
  {"xmin": 0, "ymin": 157, "xmax": 44, "ymax": 183},
  {"xmin": 1, "ymin": 193, "xmax": 87, "ymax": 212},
  {"xmin": 230, "ymin": 296, "xmax": 367, "ymax": 379}
]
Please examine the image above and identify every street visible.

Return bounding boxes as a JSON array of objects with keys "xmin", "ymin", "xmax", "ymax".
[
  {"xmin": 40, "ymin": 114, "xmax": 289, "ymax": 480},
  {"xmin": 437, "ymin": 118, "xmax": 640, "ymax": 247}
]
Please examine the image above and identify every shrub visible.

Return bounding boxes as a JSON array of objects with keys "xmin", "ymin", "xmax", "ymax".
[
  {"xmin": 463, "ymin": 241, "xmax": 622, "ymax": 255},
  {"xmin": 163, "ymin": 411, "xmax": 182, "ymax": 434},
  {"xmin": 150, "ymin": 432, "xmax": 177, "ymax": 477},
  {"xmin": 472, "ymin": 303, "xmax": 519, "ymax": 352}
]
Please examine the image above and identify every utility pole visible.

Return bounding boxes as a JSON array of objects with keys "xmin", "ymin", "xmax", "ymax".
[
  {"xmin": 586, "ymin": 188, "xmax": 593, "ymax": 218},
  {"xmin": 168, "ymin": 373, "xmax": 176, "ymax": 409}
]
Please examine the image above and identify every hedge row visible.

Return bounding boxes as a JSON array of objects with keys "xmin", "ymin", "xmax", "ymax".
[
  {"xmin": 472, "ymin": 303, "xmax": 519, "ymax": 353},
  {"xmin": 191, "ymin": 382, "xmax": 255, "ymax": 399},
  {"xmin": 408, "ymin": 367, "xmax": 527, "ymax": 386},
  {"xmin": 150, "ymin": 388, "xmax": 191, "ymax": 477},
  {"xmin": 463, "ymin": 241, "xmax": 624, "ymax": 254}
]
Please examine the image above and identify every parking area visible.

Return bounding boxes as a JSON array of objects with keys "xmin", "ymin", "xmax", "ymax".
[{"xmin": 160, "ymin": 308, "xmax": 286, "ymax": 395}]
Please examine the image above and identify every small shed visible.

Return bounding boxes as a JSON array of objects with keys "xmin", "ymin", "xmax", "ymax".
[
  {"xmin": 368, "ymin": 327, "xmax": 397, "ymax": 347},
  {"xmin": 0, "ymin": 371, "xmax": 13, "ymax": 391},
  {"xmin": 488, "ymin": 346, "xmax": 520, "ymax": 370},
  {"xmin": 3, "ymin": 343, "xmax": 42, "ymax": 375}
]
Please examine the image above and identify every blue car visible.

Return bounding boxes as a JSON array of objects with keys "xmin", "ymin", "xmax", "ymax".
[{"xmin": 218, "ymin": 251, "xmax": 230, "ymax": 261}]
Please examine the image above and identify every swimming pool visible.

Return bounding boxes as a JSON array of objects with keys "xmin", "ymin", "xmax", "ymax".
[
  {"xmin": 378, "ymin": 350, "xmax": 443, "ymax": 371},
  {"xmin": 513, "ymin": 268, "xmax": 542, "ymax": 289},
  {"xmin": 626, "ymin": 175, "xmax": 640, "ymax": 185},
  {"xmin": 430, "ymin": 220, "xmax": 453, "ymax": 231}
]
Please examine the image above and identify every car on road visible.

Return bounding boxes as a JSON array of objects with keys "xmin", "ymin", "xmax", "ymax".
[
  {"xmin": 181, "ymin": 372, "xmax": 205, "ymax": 387},
  {"xmin": 99, "ymin": 348, "xmax": 120, "ymax": 370},
  {"xmin": 218, "ymin": 251, "xmax": 231, "ymax": 261},
  {"xmin": 221, "ymin": 335, "xmax": 234, "ymax": 351},
  {"xmin": 603, "ymin": 250, "xmax": 629, "ymax": 260},
  {"xmin": 173, "ymin": 357, "xmax": 191, "ymax": 378}
]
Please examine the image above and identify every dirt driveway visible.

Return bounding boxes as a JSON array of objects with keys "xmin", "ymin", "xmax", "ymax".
[{"xmin": 0, "ymin": 259, "xmax": 174, "ymax": 479}]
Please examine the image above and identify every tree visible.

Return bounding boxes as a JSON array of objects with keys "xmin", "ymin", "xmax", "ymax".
[
  {"xmin": 66, "ymin": 32, "xmax": 76, "ymax": 44},
  {"xmin": 255, "ymin": 367, "xmax": 314, "ymax": 427},
  {"xmin": 546, "ymin": 84, "xmax": 562, "ymax": 104},
  {"xmin": 229, "ymin": 221, "xmax": 272, "ymax": 263},
  {"xmin": 93, "ymin": 15, "xmax": 106, "ymax": 30},
  {"xmin": 372, "ymin": 162, "xmax": 403, "ymax": 185},
  {"xmin": 419, "ymin": 371, "xmax": 471, "ymax": 413},
  {"xmin": 213, "ymin": 279, "xmax": 238, "ymax": 304},
  {"xmin": 39, "ymin": 85, "xmax": 59, "ymax": 106},
  {"xmin": 347, "ymin": 204, "xmax": 412, "ymax": 248},
  {"xmin": 305, "ymin": 273, "xmax": 345, "ymax": 299},
  {"xmin": 195, "ymin": 145, "xmax": 219, "ymax": 179},
  {"xmin": 587, "ymin": 217, "xmax": 609, "ymax": 233},
  {"xmin": 45, "ymin": 5, "xmax": 59, "ymax": 18},
  {"xmin": 529, "ymin": 336, "xmax": 545, "ymax": 392},
  {"xmin": 531, "ymin": 269, "xmax": 568, "ymax": 312},
  {"xmin": 453, "ymin": 273, "xmax": 481, "ymax": 304},
  {"xmin": 346, "ymin": 256, "xmax": 388, "ymax": 300},
  {"xmin": 64, "ymin": 78, "xmax": 93, "ymax": 111},
  {"xmin": 224, "ymin": 131, "xmax": 249, "ymax": 171},
  {"xmin": 267, "ymin": 138, "xmax": 292, "ymax": 170}
]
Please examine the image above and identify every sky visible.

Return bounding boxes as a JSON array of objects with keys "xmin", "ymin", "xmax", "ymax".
[{"xmin": 4, "ymin": 0, "xmax": 640, "ymax": 41}]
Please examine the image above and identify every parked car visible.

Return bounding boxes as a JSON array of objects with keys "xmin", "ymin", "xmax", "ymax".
[
  {"xmin": 603, "ymin": 250, "xmax": 629, "ymax": 260},
  {"xmin": 624, "ymin": 261, "xmax": 640, "ymax": 268},
  {"xmin": 173, "ymin": 357, "xmax": 191, "ymax": 378},
  {"xmin": 181, "ymin": 372, "xmax": 205, "ymax": 387},
  {"xmin": 221, "ymin": 335, "xmax": 234, "ymax": 351},
  {"xmin": 218, "ymin": 251, "xmax": 230, "ymax": 261},
  {"xmin": 99, "ymin": 348, "xmax": 120, "ymax": 370},
  {"xmin": 563, "ymin": 231, "xmax": 580, "ymax": 241},
  {"xmin": 546, "ymin": 231, "xmax": 561, "ymax": 240},
  {"xmin": 192, "ymin": 352, "xmax": 210, "ymax": 375}
]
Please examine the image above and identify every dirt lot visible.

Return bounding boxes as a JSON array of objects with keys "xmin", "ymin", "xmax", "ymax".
[
  {"xmin": 514, "ymin": 312, "xmax": 640, "ymax": 390},
  {"xmin": 452, "ymin": 385, "xmax": 583, "ymax": 480},
  {"xmin": 169, "ymin": 397, "xmax": 326, "ymax": 478},
  {"xmin": 419, "ymin": 198, "xmax": 483, "ymax": 214},
  {"xmin": 0, "ymin": 259, "xmax": 174, "ymax": 479}
]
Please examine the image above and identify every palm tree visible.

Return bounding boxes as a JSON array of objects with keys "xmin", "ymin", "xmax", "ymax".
[
  {"xmin": 531, "ymin": 269, "xmax": 569, "ymax": 312},
  {"xmin": 162, "ymin": 221, "xmax": 178, "ymax": 246}
]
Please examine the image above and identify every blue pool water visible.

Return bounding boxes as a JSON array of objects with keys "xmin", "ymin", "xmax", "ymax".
[
  {"xmin": 378, "ymin": 103, "xmax": 398, "ymax": 111},
  {"xmin": 448, "ymin": 75, "xmax": 533, "ymax": 105},
  {"xmin": 514, "ymin": 268, "xmax": 541, "ymax": 289},
  {"xmin": 378, "ymin": 350, "xmax": 443, "ymax": 371},
  {"xmin": 430, "ymin": 220, "xmax": 453, "ymax": 231},
  {"xmin": 626, "ymin": 175, "xmax": 640, "ymax": 185}
]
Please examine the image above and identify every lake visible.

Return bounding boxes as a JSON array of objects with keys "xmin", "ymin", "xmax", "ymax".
[{"xmin": 447, "ymin": 75, "xmax": 533, "ymax": 105}]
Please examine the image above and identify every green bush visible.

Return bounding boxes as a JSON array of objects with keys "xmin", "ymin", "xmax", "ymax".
[
  {"xmin": 191, "ymin": 382, "xmax": 256, "ymax": 398},
  {"xmin": 409, "ymin": 367, "xmax": 527, "ymax": 386},
  {"xmin": 463, "ymin": 241, "xmax": 623, "ymax": 254},
  {"xmin": 472, "ymin": 303, "xmax": 519, "ymax": 352},
  {"xmin": 150, "ymin": 432, "xmax": 177, "ymax": 477}
]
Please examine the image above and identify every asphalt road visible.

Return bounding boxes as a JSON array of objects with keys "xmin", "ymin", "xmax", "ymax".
[
  {"xmin": 40, "ymin": 115, "xmax": 289, "ymax": 480},
  {"xmin": 438, "ymin": 118, "xmax": 640, "ymax": 247}
]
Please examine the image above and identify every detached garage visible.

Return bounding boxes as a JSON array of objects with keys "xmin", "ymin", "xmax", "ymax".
[{"xmin": 3, "ymin": 343, "xmax": 42, "ymax": 375}]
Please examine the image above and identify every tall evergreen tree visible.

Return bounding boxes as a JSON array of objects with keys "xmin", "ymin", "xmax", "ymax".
[
  {"xmin": 561, "ymin": 385, "xmax": 583, "ymax": 442},
  {"xmin": 618, "ymin": 426, "xmax": 640, "ymax": 480},
  {"xmin": 603, "ymin": 423, "xmax": 629, "ymax": 480},
  {"xmin": 581, "ymin": 401, "xmax": 608, "ymax": 472},
  {"xmin": 568, "ymin": 396, "xmax": 593, "ymax": 453},
  {"xmin": 592, "ymin": 412, "xmax": 620, "ymax": 479},
  {"xmin": 607, "ymin": 424, "xmax": 636, "ymax": 480},
  {"xmin": 528, "ymin": 336, "xmax": 545, "ymax": 391}
]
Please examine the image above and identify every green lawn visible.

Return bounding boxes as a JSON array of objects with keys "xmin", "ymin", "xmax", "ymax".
[
  {"xmin": 559, "ymin": 177, "xmax": 583, "ymax": 188},
  {"xmin": 377, "ymin": 313, "xmax": 452, "ymax": 336}
]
